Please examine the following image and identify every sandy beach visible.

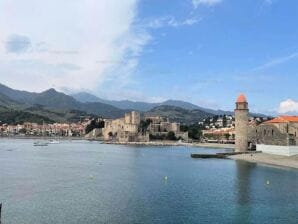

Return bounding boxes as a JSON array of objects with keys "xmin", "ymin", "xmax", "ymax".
[{"xmin": 229, "ymin": 153, "xmax": 298, "ymax": 169}]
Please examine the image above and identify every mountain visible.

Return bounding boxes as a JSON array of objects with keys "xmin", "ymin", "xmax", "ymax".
[
  {"xmin": 0, "ymin": 108, "xmax": 54, "ymax": 125},
  {"xmin": 71, "ymin": 92, "xmax": 102, "ymax": 103},
  {"xmin": 145, "ymin": 105, "xmax": 214, "ymax": 124},
  {"xmin": 0, "ymin": 83, "xmax": 38, "ymax": 104},
  {"xmin": 0, "ymin": 84, "xmax": 268, "ymax": 124},
  {"xmin": 72, "ymin": 92, "xmax": 156, "ymax": 111},
  {"xmin": 0, "ymin": 92, "xmax": 18, "ymax": 107},
  {"xmin": 161, "ymin": 100, "xmax": 200, "ymax": 111},
  {"xmin": 33, "ymin": 88, "xmax": 79, "ymax": 109},
  {"xmin": 0, "ymin": 84, "xmax": 126, "ymax": 119},
  {"xmin": 72, "ymin": 91, "xmax": 268, "ymax": 117},
  {"xmin": 72, "ymin": 92, "xmax": 210, "ymax": 111}
]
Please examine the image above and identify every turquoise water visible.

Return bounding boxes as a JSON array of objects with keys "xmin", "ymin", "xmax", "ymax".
[{"xmin": 0, "ymin": 139, "xmax": 297, "ymax": 224}]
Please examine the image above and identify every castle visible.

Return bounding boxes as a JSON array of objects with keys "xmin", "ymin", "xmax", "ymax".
[
  {"xmin": 102, "ymin": 111, "xmax": 188, "ymax": 142},
  {"xmin": 102, "ymin": 111, "xmax": 148, "ymax": 142}
]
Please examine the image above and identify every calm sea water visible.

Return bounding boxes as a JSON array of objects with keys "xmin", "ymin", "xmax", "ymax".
[{"xmin": 0, "ymin": 139, "xmax": 297, "ymax": 224}]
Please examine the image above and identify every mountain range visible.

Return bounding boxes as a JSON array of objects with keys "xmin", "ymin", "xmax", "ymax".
[
  {"xmin": 0, "ymin": 83, "xmax": 266, "ymax": 125},
  {"xmin": 71, "ymin": 92, "xmax": 232, "ymax": 115}
]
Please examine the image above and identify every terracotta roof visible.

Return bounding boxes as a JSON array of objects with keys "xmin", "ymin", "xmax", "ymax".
[
  {"xmin": 236, "ymin": 94, "xmax": 247, "ymax": 103},
  {"xmin": 264, "ymin": 116, "xmax": 298, "ymax": 124}
]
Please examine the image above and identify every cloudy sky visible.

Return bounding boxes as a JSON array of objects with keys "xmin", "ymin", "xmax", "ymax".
[{"xmin": 0, "ymin": 0, "xmax": 298, "ymax": 115}]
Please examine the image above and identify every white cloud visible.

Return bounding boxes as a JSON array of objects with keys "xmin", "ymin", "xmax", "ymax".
[
  {"xmin": 5, "ymin": 34, "xmax": 32, "ymax": 53},
  {"xmin": 278, "ymin": 99, "xmax": 298, "ymax": 114},
  {"xmin": 147, "ymin": 16, "xmax": 200, "ymax": 29},
  {"xmin": 0, "ymin": 0, "xmax": 150, "ymax": 92},
  {"xmin": 252, "ymin": 52, "xmax": 298, "ymax": 71},
  {"xmin": 192, "ymin": 0, "xmax": 223, "ymax": 8}
]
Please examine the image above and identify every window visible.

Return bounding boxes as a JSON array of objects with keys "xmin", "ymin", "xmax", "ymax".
[{"xmin": 272, "ymin": 130, "xmax": 274, "ymax": 136}]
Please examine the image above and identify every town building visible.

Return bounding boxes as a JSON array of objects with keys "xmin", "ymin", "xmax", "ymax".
[
  {"xmin": 0, "ymin": 121, "xmax": 88, "ymax": 137},
  {"xmin": 202, "ymin": 127, "xmax": 235, "ymax": 143},
  {"xmin": 249, "ymin": 116, "xmax": 298, "ymax": 156}
]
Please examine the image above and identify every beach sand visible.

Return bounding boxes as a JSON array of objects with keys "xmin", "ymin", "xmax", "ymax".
[{"xmin": 229, "ymin": 153, "xmax": 298, "ymax": 169}]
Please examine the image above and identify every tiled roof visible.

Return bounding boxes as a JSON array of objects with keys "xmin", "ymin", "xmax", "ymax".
[{"xmin": 264, "ymin": 116, "xmax": 298, "ymax": 124}]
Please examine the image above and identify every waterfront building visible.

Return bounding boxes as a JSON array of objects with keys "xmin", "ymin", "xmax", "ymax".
[
  {"xmin": 202, "ymin": 127, "xmax": 235, "ymax": 143},
  {"xmin": 0, "ymin": 122, "xmax": 88, "ymax": 137},
  {"xmin": 102, "ymin": 111, "xmax": 149, "ymax": 142},
  {"xmin": 102, "ymin": 112, "xmax": 188, "ymax": 142},
  {"xmin": 249, "ymin": 116, "xmax": 298, "ymax": 156}
]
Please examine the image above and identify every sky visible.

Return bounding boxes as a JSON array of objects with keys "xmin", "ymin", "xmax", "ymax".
[{"xmin": 0, "ymin": 0, "xmax": 298, "ymax": 115}]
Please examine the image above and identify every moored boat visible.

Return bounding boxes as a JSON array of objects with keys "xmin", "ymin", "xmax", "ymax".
[{"xmin": 34, "ymin": 141, "xmax": 48, "ymax": 146}]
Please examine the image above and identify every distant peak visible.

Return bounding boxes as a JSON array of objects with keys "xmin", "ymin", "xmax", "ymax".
[{"xmin": 43, "ymin": 88, "xmax": 58, "ymax": 93}]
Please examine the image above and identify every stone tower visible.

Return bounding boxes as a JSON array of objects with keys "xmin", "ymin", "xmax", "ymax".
[{"xmin": 235, "ymin": 94, "xmax": 249, "ymax": 152}]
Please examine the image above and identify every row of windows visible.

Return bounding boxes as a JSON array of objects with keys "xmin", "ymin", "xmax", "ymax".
[
  {"xmin": 256, "ymin": 129, "xmax": 274, "ymax": 136},
  {"xmin": 256, "ymin": 129, "xmax": 297, "ymax": 137}
]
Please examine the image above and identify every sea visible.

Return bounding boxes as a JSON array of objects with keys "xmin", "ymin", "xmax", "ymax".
[{"xmin": 0, "ymin": 138, "xmax": 297, "ymax": 224}]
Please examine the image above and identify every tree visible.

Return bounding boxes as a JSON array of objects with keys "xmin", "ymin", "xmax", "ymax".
[
  {"xmin": 19, "ymin": 128, "xmax": 27, "ymax": 134},
  {"xmin": 166, "ymin": 131, "xmax": 177, "ymax": 140},
  {"xmin": 212, "ymin": 115, "xmax": 219, "ymax": 124},
  {"xmin": 140, "ymin": 119, "xmax": 152, "ymax": 133},
  {"xmin": 188, "ymin": 124, "xmax": 202, "ymax": 140},
  {"xmin": 85, "ymin": 118, "xmax": 105, "ymax": 134},
  {"xmin": 180, "ymin": 125, "xmax": 188, "ymax": 132},
  {"xmin": 224, "ymin": 133, "xmax": 230, "ymax": 140},
  {"xmin": 223, "ymin": 115, "xmax": 227, "ymax": 127}
]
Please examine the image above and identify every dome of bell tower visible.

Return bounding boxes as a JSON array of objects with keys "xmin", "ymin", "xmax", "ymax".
[{"xmin": 236, "ymin": 94, "xmax": 247, "ymax": 103}]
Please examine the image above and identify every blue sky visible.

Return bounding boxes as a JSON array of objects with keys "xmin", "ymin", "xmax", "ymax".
[{"xmin": 0, "ymin": 0, "xmax": 298, "ymax": 114}]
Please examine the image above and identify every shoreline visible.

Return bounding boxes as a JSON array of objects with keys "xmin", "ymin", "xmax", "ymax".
[
  {"xmin": 229, "ymin": 153, "xmax": 298, "ymax": 169},
  {"xmin": 1, "ymin": 136, "xmax": 297, "ymax": 169},
  {"xmin": 0, "ymin": 136, "xmax": 84, "ymax": 140},
  {"xmin": 104, "ymin": 141, "xmax": 235, "ymax": 149},
  {"xmin": 0, "ymin": 136, "xmax": 235, "ymax": 149}
]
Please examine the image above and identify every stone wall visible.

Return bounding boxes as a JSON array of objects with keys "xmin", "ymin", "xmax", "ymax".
[
  {"xmin": 102, "ymin": 111, "xmax": 146, "ymax": 142},
  {"xmin": 249, "ymin": 123, "xmax": 298, "ymax": 146},
  {"xmin": 257, "ymin": 144, "xmax": 298, "ymax": 156},
  {"xmin": 235, "ymin": 109, "xmax": 248, "ymax": 152}
]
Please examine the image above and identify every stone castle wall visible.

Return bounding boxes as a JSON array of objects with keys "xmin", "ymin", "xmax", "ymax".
[{"xmin": 103, "ymin": 111, "xmax": 144, "ymax": 142}]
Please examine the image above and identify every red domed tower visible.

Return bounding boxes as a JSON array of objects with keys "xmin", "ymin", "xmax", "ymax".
[{"xmin": 235, "ymin": 94, "xmax": 249, "ymax": 152}]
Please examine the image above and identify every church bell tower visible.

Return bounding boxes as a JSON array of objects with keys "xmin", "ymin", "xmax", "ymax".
[{"xmin": 235, "ymin": 94, "xmax": 249, "ymax": 152}]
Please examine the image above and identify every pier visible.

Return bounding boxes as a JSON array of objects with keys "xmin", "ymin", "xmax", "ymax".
[{"xmin": 191, "ymin": 151, "xmax": 261, "ymax": 159}]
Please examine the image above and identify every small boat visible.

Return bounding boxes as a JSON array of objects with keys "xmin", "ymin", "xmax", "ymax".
[
  {"xmin": 34, "ymin": 141, "xmax": 48, "ymax": 146},
  {"xmin": 48, "ymin": 139, "xmax": 60, "ymax": 144}
]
